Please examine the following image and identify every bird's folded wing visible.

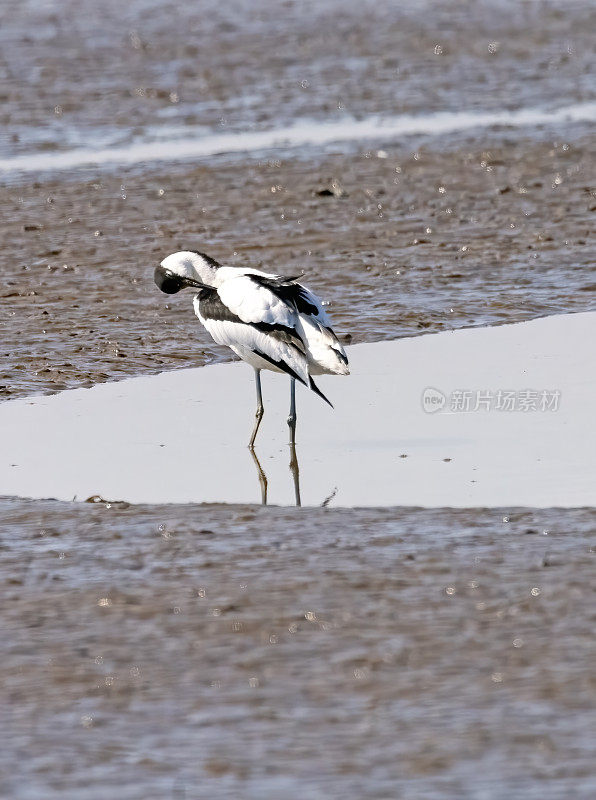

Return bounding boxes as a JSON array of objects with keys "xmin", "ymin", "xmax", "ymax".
[
  {"xmin": 245, "ymin": 273, "xmax": 333, "ymax": 328},
  {"xmin": 217, "ymin": 275, "xmax": 297, "ymax": 327},
  {"xmin": 201, "ymin": 317, "xmax": 311, "ymax": 385},
  {"xmin": 214, "ymin": 272, "xmax": 346, "ymax": 370}
]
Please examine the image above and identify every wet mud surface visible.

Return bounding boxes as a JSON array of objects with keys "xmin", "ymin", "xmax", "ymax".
[
  {"xmin": 1, "ymin": 131, "xmax": 595, "ymax": 398},
  {"xmin": 2, "ymin": 501, "xmax": 595, "ymax": 799},
  {"xmin": 2, "ymin": 0, "xmax": 594, "ymax": 159}
]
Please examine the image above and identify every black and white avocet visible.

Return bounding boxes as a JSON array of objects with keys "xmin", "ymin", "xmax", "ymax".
[{"xmin": 154, "ymin": 250, "xmax": 349, "ymax": 447}]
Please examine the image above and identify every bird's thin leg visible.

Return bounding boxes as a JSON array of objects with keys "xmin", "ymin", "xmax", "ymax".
[
  {"xmin": 249, "ymin": 447, "xmax": 268, "ymax": 505},
  {"xmin": 249, "ymin": 369, "xmax": 264, "ymax": 448},
  {"xmin": 287, "ymin": 378, "xmax": 297, "ymax": 445},
  {"xmin": 289, "ymin": 442, "xmax": 301, "ymax": 507}
]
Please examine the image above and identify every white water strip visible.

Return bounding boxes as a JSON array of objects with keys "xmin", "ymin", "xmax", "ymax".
[
  {"xmin": 1, "ymin": 312, "xmax": 595, "ymax": 507},
  {"xmin": 1, "ymin": 101, "xmax": 595, "ymax": 174}
]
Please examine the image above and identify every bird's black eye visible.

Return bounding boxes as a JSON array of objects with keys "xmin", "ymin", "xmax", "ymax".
[{"xmin": 154, "ymin": 266, "xmax": 182, "ymax": 294}]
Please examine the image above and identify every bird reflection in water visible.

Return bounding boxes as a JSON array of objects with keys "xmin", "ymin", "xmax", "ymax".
[{"xmin": 249, "ymin": 445, "xmax": 301, "ymax": 506}]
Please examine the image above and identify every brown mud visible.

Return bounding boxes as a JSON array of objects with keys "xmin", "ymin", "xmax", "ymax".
[
  {"xmin": 1, "ymin": 132, "xmax": 595, "ymax": 399},
  {"xmin": 2, "ymin": 501, "xmax": 595, "ymax": 799}
]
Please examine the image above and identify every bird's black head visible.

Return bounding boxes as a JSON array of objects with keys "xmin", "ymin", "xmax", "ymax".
[
  {"xmin": 154, "ymin": 265, "xmax": 183, "ymax": 294},
  {"xmin": 154, "ymin": 265, "xmax": 206, "ymax": 294}
]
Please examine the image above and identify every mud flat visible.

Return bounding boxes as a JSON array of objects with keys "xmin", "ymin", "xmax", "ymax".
[
  {"xmin": 2, "ymin": 499, "xmax": 595, "ymax": 800},
  {"xmin": 1, "ymin": 311, "xmax": 594, "ymax": 507},
  {"xmin": 1, "ymin": 128, "xmax": 595, "ymax": 401}
]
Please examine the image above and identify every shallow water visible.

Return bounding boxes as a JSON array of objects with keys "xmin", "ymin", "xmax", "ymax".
[
  {"xmin": 2, "ymin": 313, "xmax": 595, "ymax": 507},
  {"xmin": 2, "ymin": 101, "xmax": 596, "ymax": 175},
  {"xmin": 2, "ymin": 0, "xmax": 594, "ymax": 163}
]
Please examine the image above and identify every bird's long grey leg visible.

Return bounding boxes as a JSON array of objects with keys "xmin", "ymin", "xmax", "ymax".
[
  {"xmin": 249, "ymin": 369, "xmax": 264, "ymax": 448},
  {"xmin": 287, "ymin": 378, "xmax": 297, "ymax": 445}
]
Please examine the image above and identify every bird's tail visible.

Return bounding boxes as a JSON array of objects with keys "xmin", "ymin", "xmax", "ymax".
[{"xmin": 309, "ymin": 376, "xmax": 334, "ymax": 408}]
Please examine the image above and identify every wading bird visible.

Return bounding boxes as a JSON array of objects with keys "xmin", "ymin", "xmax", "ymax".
[{"xmin": 154, "ymin": 250, "xmax": 349, "ymax": 447}]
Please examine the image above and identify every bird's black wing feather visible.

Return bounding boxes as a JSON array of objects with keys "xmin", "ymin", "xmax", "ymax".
[
  {"xmin": 254, "ymin": 350, "xmax": 307, "ymax": 386},
  {"xmin": 252, "ymin": 350, "xmax": 332, "ymax": 406},
  {"xmin": 247, "ymin": 274, "xmax": 320, "ymax": 316}
]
